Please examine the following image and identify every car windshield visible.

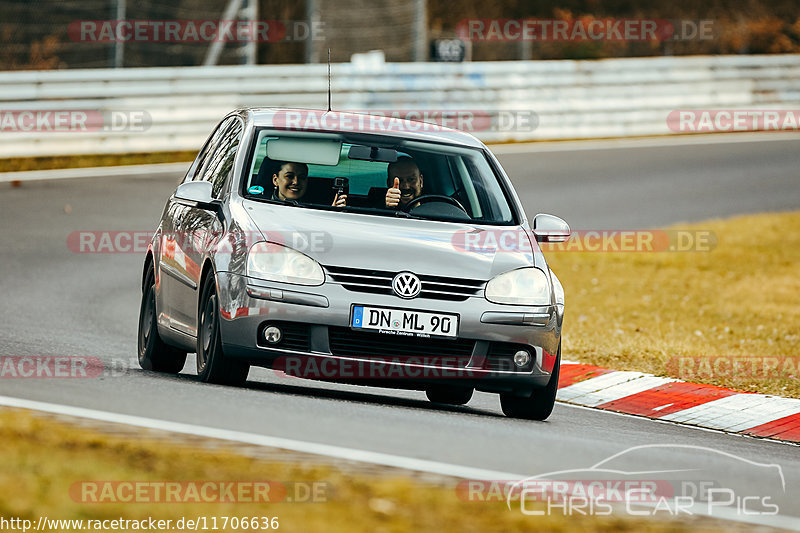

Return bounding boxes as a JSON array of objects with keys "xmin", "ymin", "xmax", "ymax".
[{"xmin": 241, "ymin": 129, "xmax": 517, "ymax": 225}]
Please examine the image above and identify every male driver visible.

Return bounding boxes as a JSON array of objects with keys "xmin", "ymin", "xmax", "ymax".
[
  {"xmin": 272, "ymin": 161, "xmax": 346, "ymax": 206},
  {"xmin": 384, "ymin": 156, "xmax": 423, "ymax": 209}
]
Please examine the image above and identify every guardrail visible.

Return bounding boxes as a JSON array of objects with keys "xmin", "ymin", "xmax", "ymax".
[{"xmin": 1, "ymin": 54, "xmax": 799, "ymax": 158}]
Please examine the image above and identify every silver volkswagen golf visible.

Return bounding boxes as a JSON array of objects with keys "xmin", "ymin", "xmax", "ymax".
[{"xmin": 137, "ymin": 108, "xmax": 569, "ymax": 420}]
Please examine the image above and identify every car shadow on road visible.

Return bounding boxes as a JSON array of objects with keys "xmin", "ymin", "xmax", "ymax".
[
  {"xmin": 135, "ymin": 366, "xmax": 505, "ymax": 419},
  {"xmin": 246, "ymin": 378, "xmax": 505, "ymax": 418}
]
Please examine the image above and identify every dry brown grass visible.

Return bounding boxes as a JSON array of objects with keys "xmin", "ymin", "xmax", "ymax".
[
  {"xmin": 0, "ymin": 409, "xmax": 724, "ymax": 533},
  {"xmin": 544, "ymin": 211, "xmax": 800, "ymax": 397},
  {"xmin": 0, "ymin": 152, "xmax": 195, "ymax": 173}
]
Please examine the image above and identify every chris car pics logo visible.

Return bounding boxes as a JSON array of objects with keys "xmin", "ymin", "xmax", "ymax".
[{"xmin": 503, "ymin": 445, "xmax": 784, "ymax": 517}]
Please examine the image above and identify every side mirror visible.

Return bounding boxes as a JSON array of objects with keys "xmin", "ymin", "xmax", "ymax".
[
  {"xmin": 532, "ymin": 213, "xmax": 570, "ymax": 243},
  {"xmin": 174, "ymin": 181, "xmax": 220, "ymax": 211}
]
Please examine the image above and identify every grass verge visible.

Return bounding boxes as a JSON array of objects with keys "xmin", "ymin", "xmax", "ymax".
[
  {"xmin": 0, "ymin": 152, "xmax": 195, "ymax": 173},
  {"xmin": 0, "ymin": 409, "xmax": 724, "ymax": 533},
  {"xmin": 544, "ymin": 211, "xmax": 800, "ymax": 397}
]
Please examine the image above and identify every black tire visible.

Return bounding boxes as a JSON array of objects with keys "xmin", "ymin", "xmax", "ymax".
[
  {"xmin": 500, "ymin": 344, "xmax": 561, "ymax": 421},
  {"xmin": 426, "ymin": 386, "xmax": 474, "ymax": 406},
  {"xmin": 138, "ymin": 267, "xmax": 187, "ymax": 373},
  {"xmin": 196, "ymin": 273, "xmax": 249, "ymax": 386}
]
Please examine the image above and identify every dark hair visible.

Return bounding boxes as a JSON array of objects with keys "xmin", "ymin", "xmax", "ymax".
[
  {"xmin": 275, "ymin": 161, "xmax": 309, "ymax": 176},
  {"xmin": 386, "ymin": 156, "xmax": 419, "ymax": 184}
]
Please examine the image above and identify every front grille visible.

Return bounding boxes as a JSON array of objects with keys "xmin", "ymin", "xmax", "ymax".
[
  {"xmin": 324, "ymin": 265, "xmax": 485, "ymax": 302},
  {"xmin": 328, "ymin": 327, "xmax": 475, "ymax": 368},
  {"xmin": 485, "ymin": 342, "xmax": 532, "ymax": 372},
  {"xmin": 258, "ymin": 321, "xmax": 311, "ymax": 351}
]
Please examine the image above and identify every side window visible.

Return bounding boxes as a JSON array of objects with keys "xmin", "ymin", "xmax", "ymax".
[
  {"xmin": 182, "ymin": 119, "xmax": 227, "ymax": 185},
  {"xmin": 196, "ymin": 117, "xmax": 244, "ymax": 199}
]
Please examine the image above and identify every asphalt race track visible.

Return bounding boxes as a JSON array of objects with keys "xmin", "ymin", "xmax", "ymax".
[
  {"xmin": 1, "ymin": 135, "xmax": 799, "ymax": 529},
  {"xmin": 495, "ymin": 134, "xmax": 800, "ymax": 228}
]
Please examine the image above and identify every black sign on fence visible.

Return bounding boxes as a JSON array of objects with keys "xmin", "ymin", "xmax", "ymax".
[{"xmin": 430, "ymin": 39, "xmax": 466, "ymax": 62}]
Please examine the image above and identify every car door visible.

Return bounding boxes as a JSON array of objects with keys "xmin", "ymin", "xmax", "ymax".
[
  {"xmin": 170, "ymin": 116, "xmax": 244, "ymax": 335},
  {"xmin": 160, "ymin": 118, "xmax": 225, "ymax": 335}
]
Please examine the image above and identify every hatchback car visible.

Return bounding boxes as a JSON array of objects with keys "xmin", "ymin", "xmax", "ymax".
[{"xmin": 137, "ymin": 108, "xmax": 570, "ymax": 420}]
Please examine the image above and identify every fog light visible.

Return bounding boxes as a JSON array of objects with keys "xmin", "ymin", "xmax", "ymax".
[
  {"xmin": 264, "ymin": 326, "xmax": 282, "ymax": 344},
  {"xmin": 513, "ymin": 350, "xmax": 531, "ymax": 368}
]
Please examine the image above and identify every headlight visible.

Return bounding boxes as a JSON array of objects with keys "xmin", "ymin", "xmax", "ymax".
[
  {"xmin": 246, "ymin": 242, "xmax": 324, "ymax": 286},
  {"xmin": 485, "ymin": 267, "xmax": 550, "ymax": 306}
]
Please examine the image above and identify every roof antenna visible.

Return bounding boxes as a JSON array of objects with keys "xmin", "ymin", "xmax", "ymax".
[{"xmin": 327, "ymin": 48, "xmax": 332, "ymax": 112}]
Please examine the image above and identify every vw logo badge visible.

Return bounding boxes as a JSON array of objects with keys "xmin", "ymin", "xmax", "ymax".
[{"xmin": 392, "ymin": 272, "xmax": 421, "ymax": 299}]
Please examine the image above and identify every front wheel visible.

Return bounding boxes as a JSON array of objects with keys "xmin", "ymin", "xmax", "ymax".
[
  {"xmin": 196, "ymin": 273, "xmax": 249, "ymax": 386},
  {"xmin": 500, "ymin": 344, "xmax": 561, "ymax": 421},
  {"xmin": 138, "ymin": 267, "xmax": 187, "ymax": 373}
]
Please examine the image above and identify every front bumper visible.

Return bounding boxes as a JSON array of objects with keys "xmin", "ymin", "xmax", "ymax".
[{"xmin": 216, "ymin": 272, "xmax": 562, "ymax": 394}]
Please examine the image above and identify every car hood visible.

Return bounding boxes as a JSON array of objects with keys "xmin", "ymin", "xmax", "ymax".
[{"xmin": 241, "ymin": 200, "xmax": 544, "ymax": 280}]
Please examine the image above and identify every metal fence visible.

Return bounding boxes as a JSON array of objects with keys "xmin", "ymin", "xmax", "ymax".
[{"xmin": 1, "ymin": 54, "xmax": 799, "ymax": 158}]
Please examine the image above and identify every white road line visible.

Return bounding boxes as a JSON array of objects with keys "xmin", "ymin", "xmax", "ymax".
[
  {"xmin": 0, "ymin": 394, "xmax": 521, "ymax": 482},
  {"xmin": 2, "ymin": 394, "xmax": 798, "ymax": 530},
  {"xmin": 0, "ymin": 162, "xmax": 188, "ymax": 183}
]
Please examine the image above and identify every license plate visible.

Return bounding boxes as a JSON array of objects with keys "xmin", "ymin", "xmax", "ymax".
[{"xmin": 351, "ymin": 305, "xmax": 459, "ymax": 338}]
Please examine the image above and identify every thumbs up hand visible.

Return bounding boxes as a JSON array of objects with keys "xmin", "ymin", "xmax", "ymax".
[{"xmin": 385, "ymin": 177, "xmax": 401, "ymax": 208}]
